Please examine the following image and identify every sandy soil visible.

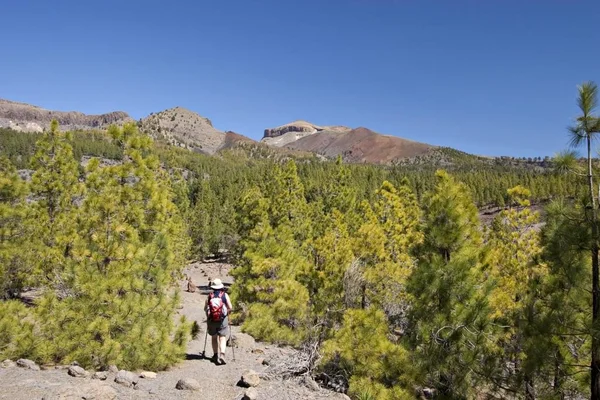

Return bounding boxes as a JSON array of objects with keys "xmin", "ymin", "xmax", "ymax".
[{"xmin": 0, "ymin": 261, "xmax": 347, "ymax": 400}]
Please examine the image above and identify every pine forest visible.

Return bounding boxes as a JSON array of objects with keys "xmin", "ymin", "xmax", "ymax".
[{"xmin": 3, "ymin": 83, "xmax": 600, "ymax": 399}]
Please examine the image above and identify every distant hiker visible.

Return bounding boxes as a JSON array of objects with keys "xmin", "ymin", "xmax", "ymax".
[
  {"xmin": 186, "ymin": 275, "xmax": 197, "ymax": 293},
  {"xmin": 205, "ymin": 278, "xmax": 232, "ymax": 365}
]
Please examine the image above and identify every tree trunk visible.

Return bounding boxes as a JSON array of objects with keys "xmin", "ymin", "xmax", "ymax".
[
  {"xmin": 588, "ymin": 134, "xmax": 600, "ymax": 400},
  {"xmin": 554, "ymin": 350, "xmax": 565, "ymax": 400},
  {"xmin": 525, "ymin": 375, "xmax": 535, "ymax": 400},
  {"xmin": 361, "ymin": 283, "xmax": 366, "ymax": 309}
]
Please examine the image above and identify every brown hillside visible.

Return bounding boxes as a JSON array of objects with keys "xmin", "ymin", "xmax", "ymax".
[
  {"xmin": 218, "ymin": 130, "xmax": 257, "ymax": 150},
  {"xmin": 285, "ymin": 127, "xmax": 434, "ymax": 164},
  {"xmin": 0, "ymin": 99, "xmax": 132, "ymax": 132}
]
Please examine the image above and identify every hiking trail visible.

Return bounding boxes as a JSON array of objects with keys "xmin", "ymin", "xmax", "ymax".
[{"xmin": 0, "ymin": 261, "xmax": 348, "ymax": 400}]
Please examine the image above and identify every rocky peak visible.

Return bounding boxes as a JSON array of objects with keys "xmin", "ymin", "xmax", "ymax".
[
  {"xmin": 262, "ymin": 120, "xmax": 350, "ymax": 147},
  {"xmin": 139, "ymin": 107, "xmax": 226, "ymax": 154},
  {"xmin": 263, "ymin": 120, "xmax": 321, "ymax": 138}
]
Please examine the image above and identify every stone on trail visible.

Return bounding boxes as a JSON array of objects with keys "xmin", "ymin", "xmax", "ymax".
[
  {"xmin": 114, "ymin": 369, "xmax": 138, "ymax": 388},
  {"xmin": 1, "ymin": 359, "xmax": 15, "ymax": 368},
  {"xmin": 175, "ymin": 378, "xmax": 201, "ymax": 391},
  {"xmin": 243, "ymin": 387, "xmax": 259, "ymax": 400},
  {"xmin": 67, "ymin": 365, "xmax": 89, "ymax": 378},
  {"xmin": 16, "ymin": 358, "xmax": 40, "ymax": 370},
  {"xmin": 140, "ymin": 371, "xmax": 157, "ymax": 379},
  {"xmin": 239, "ymin": 369, "xmax": 261, "ymax": 388},
  {"xmin": 92, "ymin": 371, "xmax": 108, "ymax": 380}
]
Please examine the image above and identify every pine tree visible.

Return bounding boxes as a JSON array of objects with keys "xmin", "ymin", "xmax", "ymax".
[
  {"xmin": 303, "ymin": 209, "xmax": 354, "ymax": 332},
  {"xmin": 483, "ymin": 185, "xmax": 547, "ymax": 398},
  {"xmin": 361, "ymin": 180, "xmax": 422, "ymax": 322},
  {"xmin": 231, "ymin": 165, "xmax": 312, "ymax": 345},
  {"xmin": 34, "ymin": 123, "xmax": 190, "ymax": 369},
  {"xmin": 407, "ymin": 170, "xmax": 488, "ymax": 398},
  {"xmin": 321, "ymin": 308, "xmax": 414, "ymax": 399},
  {"xmin": 539, "ymin": 198, "xmax": 591, "ymax": 398},
  {"xmin": 0, "ymin": 157, "xmax": 30, "ymax": 298},
  {"xmin": 231, "ymin": 220, "xmax": 310, "ymax": 345},
  {"xmin": 28, "ymin": 120, "xmax": 83, "ymax": 291},
  {"xmin": 268, "ymin": 159, "xmax": 312, "ymax": 240}
]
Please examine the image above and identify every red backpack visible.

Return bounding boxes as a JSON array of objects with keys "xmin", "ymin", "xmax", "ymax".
[{"xmin": 208, "ymin": 291, "xmax": 227, "ymax": 322}]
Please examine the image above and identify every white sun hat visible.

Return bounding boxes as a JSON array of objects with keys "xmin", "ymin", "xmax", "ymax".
[{"xmin": 210, "ymin": 278, "xmax": 225, "ymax": 290}]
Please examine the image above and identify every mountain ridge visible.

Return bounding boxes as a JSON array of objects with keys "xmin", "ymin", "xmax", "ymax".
[
  {"xmin": 0, "ymin": 99, "xmax": 132, "ymax": 133},
  {"xmin": 0, "ymin": 98, "xmax": 479, "ymax": 165}
]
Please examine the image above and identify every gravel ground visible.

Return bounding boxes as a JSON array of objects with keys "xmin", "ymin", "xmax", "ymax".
[{"xmin": 0, "ymin": 262, "xmax": 348, "ymax": 400}]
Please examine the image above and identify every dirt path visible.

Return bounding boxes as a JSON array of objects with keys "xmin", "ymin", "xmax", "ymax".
[{"xmin": 0, "ymin": 262, "xmax": 347, "ymax": 400}]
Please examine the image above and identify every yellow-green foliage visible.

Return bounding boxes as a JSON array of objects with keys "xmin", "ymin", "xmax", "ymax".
[
  {"xmin": 303, "ymin": 209, "xmax": 354, "ymax": 327},
  {"xmin": 28, "ymin": 120, "xmax": 84, "ymax": 290},
  {"xmin": 0, "ymin": 157, "xmax": 32, "ymax": 298},
  {"xmin": 231, "ymin": 164, "xmax": 312, "ymax": 345},
  {"xmin": 0, "ymin": 122, "xmax": 191, "ymax": 370},
  {"xmin": 407, "ymin": 169, "xmax": 488, "ymax": 398},
  {"xmin": 485, "ymin": 185, "xmax": 546, "ymax": 320},
  {"xmin": 233, "ymin": 221, "xmax": 311, "ymax": 346},
  {"xmin": 362, "ymin": 181, "xmax": 422, "ymax": 309},
  {"xmin": 0, "ymin": 301, "xmax": 36, "ymax": 360},
  {"xmin": 322, "ymin": 308, "xmax": 414, "ymax": 399}
]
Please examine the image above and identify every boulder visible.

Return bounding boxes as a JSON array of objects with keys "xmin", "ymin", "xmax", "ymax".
[
  {"xmin": 108, "ymin": 365, "xmax": 119, "ymax": 374},
  {"xmin": 1, "ymin": 359, "xmax": 15, "ymax": 368},
  {"xmin": 239, "ymin": 369, "xmax": 261, "ymax": 388},
  {"xmin": 92, "ymin": 371, "xmax": 108, "ymax": 380},
  {"xmin": 243, "ymin": 387, "xmax": 259, "ymax": 400},
  {"xmin": 16, "ymin": 358, "xmax": 40, "ymax": 370},
  {"xmin": 175, "ymin": 378, "xmax": 201, "ymax": 391},
  {"xmin": 140, "ymin": 371, "xmax": 157, "ymax": 379},
  {"xmin": 68, "ymin": 365, "xmax": 89, "ymax": 378},
  {"xmin": 114, "ymin": 370, "xmax": 138, "ymax": 388}
]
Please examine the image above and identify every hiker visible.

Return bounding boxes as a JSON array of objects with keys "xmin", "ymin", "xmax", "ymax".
[{"xmin": 205, "ymin": 278, "xmax": 232, "ymax": 365}]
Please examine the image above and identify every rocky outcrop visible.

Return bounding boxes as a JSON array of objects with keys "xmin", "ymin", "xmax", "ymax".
[
  {"xmin": 0, "ymin": 99, "xmax": 131, "ymax": 132},
  {"xmin": 262, "ymin": 121, "xmax": 350, "ymax": 147},
  {"xmin": 263, "ymin": 121, "xmax": 320, "ymax": 138},
  {"xmin": 139, "ymin": 107, "xmax": 228, "ymax": 154}
]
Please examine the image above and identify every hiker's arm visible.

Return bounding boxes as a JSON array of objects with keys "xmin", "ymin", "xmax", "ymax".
[{"xmin": 225, "ymin": 293, "xmax": 233, "ymax": 312}]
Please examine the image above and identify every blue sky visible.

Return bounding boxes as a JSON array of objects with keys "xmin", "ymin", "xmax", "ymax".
[{"xmin": 1, "ymin": 0, "xmax": 599, "ymax": 157}]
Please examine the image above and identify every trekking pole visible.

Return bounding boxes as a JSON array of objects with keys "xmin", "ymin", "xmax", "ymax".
[
  {"xmin": 229, "ymin": 310, "xmax": 236, "ymax": 362},
  {"xmin": 202, "ymin": 328, "xmax": 208, "ymax": 359},
  {"xmin": 230, "ymin": 328, "xmax": 235, "ymax": 361}
]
